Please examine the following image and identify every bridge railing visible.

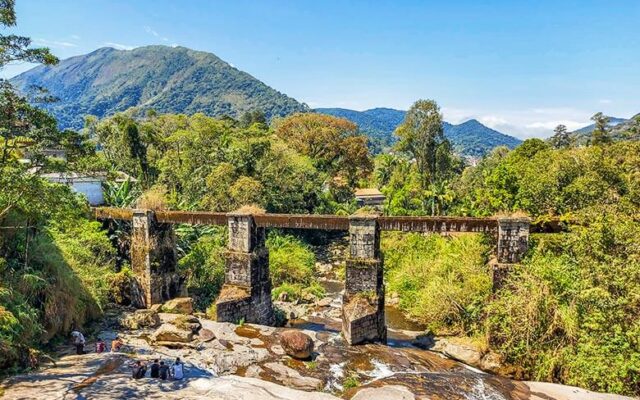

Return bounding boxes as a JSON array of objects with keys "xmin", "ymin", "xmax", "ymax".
[
  {"xmin": 93, "ymin": 206, "xmax": 535, "ymax": 343},
  {"xmin": 92, "ymin": 207, "xmax": 499, "ymax": 233}
]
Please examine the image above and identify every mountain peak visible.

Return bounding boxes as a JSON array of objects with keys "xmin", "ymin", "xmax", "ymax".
[
  {"xmin": 10, "ymin": 45, "xmax": 307, "ymax": 129},
  {"xmin": 315, "ymin": 108, "xmax": 521, "ymax": 157}
]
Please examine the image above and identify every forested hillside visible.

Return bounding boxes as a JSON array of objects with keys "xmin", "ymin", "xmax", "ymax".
[
  {"xmin": 316, "ymin": 107, "xmax": 522, "ymax": 156},
  {"xmin": 10, "ymin": 45, "xmax": 308, "ymax": 129},
  {"xmin": 570, "ymin": 113, "xmax": 640, "ymax": 144}
]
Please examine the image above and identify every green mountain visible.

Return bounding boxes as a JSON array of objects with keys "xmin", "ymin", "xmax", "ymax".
[
  {"xmin": 572, "ymin": 116, "xmax": 628, "ymax": 135},
  {"xmin": 316, "ymin": 107, "xmax": 521, "ymax": 157},
  {"xmin": 10, "ymin": 45, "xmax": 308, "ymax": 129},
  {"xmin": 314, "ymin": 107, "xmax": 406, "ymax": 144},
  {"xmin": 570, "ymin": 115, "xmax": 640, "ymax": 144}
]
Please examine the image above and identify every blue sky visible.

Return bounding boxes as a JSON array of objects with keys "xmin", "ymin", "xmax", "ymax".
[{"xmin": 3, "ymin": 0, "xmax": 639, "ymax": 138}]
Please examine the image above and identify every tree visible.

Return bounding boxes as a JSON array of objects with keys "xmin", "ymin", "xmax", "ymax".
[
  {"xmin": 550, "ymin": 124, "xmax": 571, "ymax": 149},
  {"xmin": 239, "ymin": 109, "xmax": 267, "ymax": 128},
  {"xmin": 590, "ymin": 112, "xmax": 611, "ymax": 146},
  {"xmin": 395, "ymin": 99, "xmax": 453, "ymax": 189},
  {"xmin": 0, "ymin": 0, "xmax": 57, "ymax": 68},
  {"xmin": 0, "ymin": 1, "xmax": 64, "ymax": 168},
  {"xmin": 273, "ymin": 113, "xmax": 372, "ymax": 186}
]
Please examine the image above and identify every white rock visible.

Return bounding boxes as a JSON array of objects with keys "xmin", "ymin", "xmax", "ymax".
[{"xmin": 352, "ymin": 385, "xmax": 416, "ymax": 400}]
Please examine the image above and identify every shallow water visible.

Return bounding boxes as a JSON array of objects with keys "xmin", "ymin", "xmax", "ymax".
[{"xmin": 275, "ymin": 278, "xmax": 531, "ymax": 399}]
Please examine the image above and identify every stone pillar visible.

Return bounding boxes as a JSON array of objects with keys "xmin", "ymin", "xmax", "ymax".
[
  {"xmin": 131, "ymin": 209, "xmax": 180, "ymax": 308},
  {"xmin": 342, "ymin": 215, "xmax": 387, "ymax": 345},
  {"xmin": 216, "ymin": 212, "xmax": 275, "ymax": 325},
  {"xmin": 493, "ymin": 217, "xmax": 530, "ymax": 291}
]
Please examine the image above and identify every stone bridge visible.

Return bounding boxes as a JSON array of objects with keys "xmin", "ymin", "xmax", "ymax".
[{"xmin": 94, "ymin": 208, "xmax": 530, "ymax": 345}]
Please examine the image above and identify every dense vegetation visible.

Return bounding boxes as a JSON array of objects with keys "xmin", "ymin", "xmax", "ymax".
[
  {"xmin": 10, "ymin": 45, "xmax": 308, "ymax": 129},
  {"xmin": 2, "ymin": 2, "xmax": 640, "ymax": 395},
  {"xmin": 379, "ymin": 135, "xmax": 640, "ymax": 394},
  {"xmin": 316, "ymin": 107, "xmax": 522, "ymax": 156}
]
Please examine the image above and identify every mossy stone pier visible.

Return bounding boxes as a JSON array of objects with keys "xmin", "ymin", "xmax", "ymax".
[
  {"xmin": 95, "ymin": 208, "xmax": 532, "ymax": 344},
  {"xmin": 215, "ymin": 212, "xmax": 275, "ymax": 325},
  {"xmin": 343, "ymin": 216, "xmax": 386, "ymax": 345},
  {"xmin": 131, "ymin": 210, "xmax": 181, "ymax": 307},
  {"xmin": 493, "ymin": 217, "xmax": 531, "ymax": 291}
]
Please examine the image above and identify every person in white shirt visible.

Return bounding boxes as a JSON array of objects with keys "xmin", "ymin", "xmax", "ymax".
[
  {"xmin": 171, "ymin": 357, "xmax": 184, "ymax": 380},
  {"xmin": 70, "ymin": 330, "xmax": 85, "ymax": 355}
]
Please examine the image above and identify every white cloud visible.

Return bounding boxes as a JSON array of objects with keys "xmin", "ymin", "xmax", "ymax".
[
  {"xmin": 104, "ymin": 42, "xmax": 136, "ymax": 50},
  {"xmin": 599, "ymin": 99, "xmax": 613, "ymax": 105},
  {"xmin": 478, "ymin": 115, "xmax": 509, "ymax": 128},
  {"xmin": 70, "ymin": 34, "xmax": 81, "ymax": 40},
  {"xmin": 441, "ymin": 106, "xmax": 595, "ymax": 139},
  {"xmin": 525, "ymin": 120, "xmax": 586, "ymax": 131},
  {"xmin": 35, "ymin": 38, "xmax": 77, "ymax": 48},
  {"xmin": 144, "ymin": 26, "xmax": 159, "ymax": 37},
  {"xmin": 144, "ymin": 26, "xmax": 170, "ymax": 42}
]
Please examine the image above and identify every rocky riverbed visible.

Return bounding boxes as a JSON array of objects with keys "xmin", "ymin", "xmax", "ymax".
[
  {"xmin": 0, "ymin": 298, "xmax": 633, "ymax": 400},
  {"xmin": 0, "ymin": 242, "xmax": 633, "ymax": 399}
]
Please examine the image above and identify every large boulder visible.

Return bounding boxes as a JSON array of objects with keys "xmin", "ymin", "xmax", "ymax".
[
  {"xmin": 431, "ymin": 338, "xmax": 483, "ymax": 367},
  {"xmin": 151, "ymin": 323, "xmax": 193, "ymax": 343},
  {"xmin": 280, "ymin": 330, "xmax": 314, "ymax": 360},
  {"xmin": 172, "ymin": 315, "xmax": 202, "ymax": 333},
  {"xmin": 161, "ymin": 297, "xmax": 193, "ymax": 315},
  {"xmin": 120, "ymin": 309, "xmax": 160, "ymax": 330}
]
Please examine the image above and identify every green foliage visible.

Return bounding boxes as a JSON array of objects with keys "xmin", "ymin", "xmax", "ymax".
[
  {"xmin": 0, "ymin": 0, "xmax": 57, "ymax": 68},
  {"xmin": 266, "ymin": 232, "xmax": 324, "ymax": 302},
  {"xmin": 487, "ymin": 209, "xmax": 640, "ymax": 395},
  {"xmin": 383, "ymin": 232, "xmax": 491, "ymax": 334},
  {"xmin": 0, "ymin": 172, "xmax": 117, "ymax": 367},
  {"xmin": 10, "ymin": 45, "xmax": 308, "ymax": 130},
  {"xmin": 395, "ymin": 99, "xmax": 453, "ymax": 190},
  {"xmin": 342, "ymin": 375, "xmax": 361, "ymax": 390},
  {"xmin": 267, "ymin": 232, "xmax": 316, "ymax": 287},
  {"xmin": 451, "ymin": 140, "xmax": 640, "ymax": 217},
  {"xmin": 177, "ymin": 226, "xmax": 227, "ymax": 311}
]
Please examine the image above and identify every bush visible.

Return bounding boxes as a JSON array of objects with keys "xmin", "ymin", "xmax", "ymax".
[
  {"xmin": 177, "ymin": 227, "xmax": 227, "ymax": 311},
  {"xmin": 487, "ymin": 209, "xmax": 640, "ymax": 395},
  {"xmin": 383, "ymin": 232, "xmax": 491, "ymax": 334},
  {"xmin": 0, "ymin": 176, "xmax": 117, "ymax": 369},
  {"xmin": 267, "ymin": 232, "xmax": 316, "ymax": 287}
]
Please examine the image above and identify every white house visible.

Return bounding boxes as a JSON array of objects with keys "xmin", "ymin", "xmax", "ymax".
[{"xmin": 41, "ymin": 172, "xmax": 107, "ymax": 206}]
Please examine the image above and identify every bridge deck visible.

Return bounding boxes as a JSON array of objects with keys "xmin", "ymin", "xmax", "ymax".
[{"xmin": 93, "ymin": 207, "xmax": 499, "ymax": 233}]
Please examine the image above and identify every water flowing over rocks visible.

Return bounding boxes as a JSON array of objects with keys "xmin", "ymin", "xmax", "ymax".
[
  {"xmin": 0, "ymin": 307, "xmax": 634, "ymax": 400},
  {"xmin": 0, "ymin": 258, "xmax": 634, "ymax": 400}
]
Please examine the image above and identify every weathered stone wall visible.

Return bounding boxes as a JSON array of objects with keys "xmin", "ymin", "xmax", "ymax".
[
  {"xmin": 131, "ymin": 210, "xmax": 181, "ymax": 307},
  {"xmin": 342, "ymin": 216, "xmax": 387, "ymax": 345},
  {"xmin": 493, "ymin": 217, "xmax": 530, "ymax": 291},
  {"xmin": 497, "ymin": 217, "xmax": 530, "ymax": 264},
  {"xmin": 216, "ymin": 213, "xmax": 275, "ymax": 325}
]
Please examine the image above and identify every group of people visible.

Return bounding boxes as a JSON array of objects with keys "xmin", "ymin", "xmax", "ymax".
[
  {"xmin": 70, "ymin": 330, "xmax": 124, "ymax": 355},
  {"xmin": 131, "ymin": 358, "xmax": 185, "ymax": 381},
  {"xmin": 71, "ymin": 331, "xmax": 185, "ymax": 381}
]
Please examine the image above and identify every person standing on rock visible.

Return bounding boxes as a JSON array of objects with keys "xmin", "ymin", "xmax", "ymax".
[
  {"xmin": 70, "ymin": 330, "xmax": 85, "ymax": 355},
  {"xmin": 171, "ymin": 357, "xmax": 184, "ymax": 380}
]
